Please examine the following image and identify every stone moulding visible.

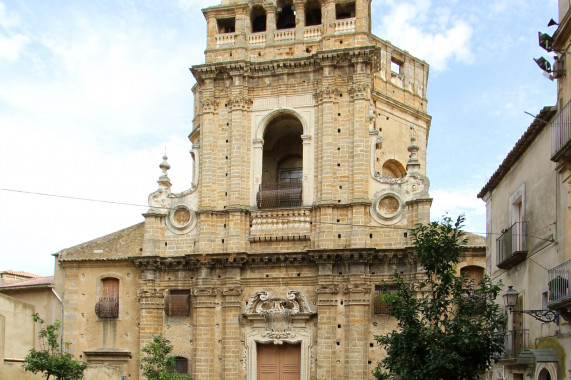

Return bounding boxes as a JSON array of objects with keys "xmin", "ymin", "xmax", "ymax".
[{"xmin": 130, "ymin": 249, "xmax": 417, "ymax": 269}]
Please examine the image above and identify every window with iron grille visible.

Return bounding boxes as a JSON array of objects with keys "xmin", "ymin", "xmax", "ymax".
[
  {"xmin": 95, "ymin": 277, "xmax": 119, "ymax": 318},
  {"xmin": 174, "ymin": 356, "xmax": 189, "ymax": 374},
  {"xmin": 374, "ymin": 285, "xmax": 397, "ymax": 314},
  {"xmin": 165, "ymin": 290, "xmax": 191, "ymax": 317}
]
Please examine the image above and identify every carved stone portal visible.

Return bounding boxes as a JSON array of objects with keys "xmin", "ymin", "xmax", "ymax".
[
  {"xmin": 244, "ymin": 290, "xmax": 314, "ymax": 344},
  {"xmin": 243, "ymin": 290, "xmax": 315, "ymax": 380}
]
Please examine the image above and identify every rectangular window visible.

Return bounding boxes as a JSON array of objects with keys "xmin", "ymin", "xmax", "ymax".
[
  {"xmin": 174, "ymin": 357, "xmax": 189, "ymax": 374},
  {"xmin": 391, "ymin": 59, "xmax": 402, "ymax": 74},
  {"xmin": 217, "ymin": 18, "xmax": 236, "ymax": 34},
  {"xmin": 165, "ymin": 290, "xmax": 191, "ymax": 317},
  {"xmin": 374, "ymin": 285, "xmax": 396, "ymax": 314},
  {"xmin": 279, "ymin": 168, "xmax": 302, "ymax": 183}
]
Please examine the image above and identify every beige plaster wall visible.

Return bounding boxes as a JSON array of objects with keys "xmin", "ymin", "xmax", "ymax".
[{"xmin": 0, "ymin": 293, "xmax": 44, "ymax": 380}]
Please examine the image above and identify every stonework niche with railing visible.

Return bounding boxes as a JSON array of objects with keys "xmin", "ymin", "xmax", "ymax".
[
  {"xmin": 551, "ymin": 99, "xmax": 571, "ymax": 161},
  {"xmin": 496, "ymin": 221, "xmax": 528, "ymax": 269}
]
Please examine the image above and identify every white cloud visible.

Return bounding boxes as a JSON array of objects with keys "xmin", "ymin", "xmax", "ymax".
[
  {"xmin": 0, "ymin": 33, "xmax": 28, "ymax": 60},
  {"xmin": 430, "ymin": 186, "xmax": 486, "ymax": 234},
  {"xmin": 373, "ymin": 0, "xmax": 474, "ymax": 71}
]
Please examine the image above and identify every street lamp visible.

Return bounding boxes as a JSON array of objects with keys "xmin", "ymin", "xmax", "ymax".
[{"xmin": 502, "ymin": 286, "xmax": 559, "ymax": 323}]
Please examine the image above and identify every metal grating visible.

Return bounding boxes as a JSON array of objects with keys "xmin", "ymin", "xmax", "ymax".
[
  {"xmin": 165, "ymin": 290, "xmax": 191, "ymax": 317},
  {"xmin": 95, "ymin": 296, "xmax": 119, "ymax": 318},
  {"xmin": 548, "ymin": 258, "xmax": 571, "ymax": 305},
  {"xmin": 373, "ymin": 285, "xmax": 396, "ymax": 314},
  {"xmin": 257, "ymin": 181, "xmax": 302, "ymax": 209},
  {"xmin": 496, "ymin": 222, "xmax": 528, "ymax": 268}
]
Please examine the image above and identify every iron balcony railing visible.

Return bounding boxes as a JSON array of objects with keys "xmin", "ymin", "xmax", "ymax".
[
  {"xmin": 548, "ymin": 258, "xmax": 571, "ymax": 305},
  {"xmin": 257, "ymin": 181, "xmax": 302, "ymax": 209},
  {"xmin": 496, "ymin": 222, "xmax": 528, "ymax": 269},
  {"xmin": 503, "ymin": 329, "xmax": 529, "ymax": 359},
  {"xmin": 551, "ymin": 99, "xmax": 571, "ymax": 160},
  {"xmin": 95, "ymin": 296, "xmax": 119, "ymax": 318}
]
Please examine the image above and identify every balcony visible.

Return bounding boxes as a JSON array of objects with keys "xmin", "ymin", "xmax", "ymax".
[
  {"xmin": 502, "ymin": 329, "xmax": 529, "ymax": 360},
  {"xmin": 551, "ymin": 99, "xmax": 571, "ymax": 162},
  {"xmin": 304, "ymin": 26, "xmax": 322, "ymax": 40},
  {"xmin": 215, "ymin": 33, "xmax": 236, "ymax": 47},
  {"xmin": 257, "ymin": 181, "xmax": 302, "ymax": 209},
  {"xmin": 547, "ymin": 258, "xmax": 571, "ymax": 321},
  {"xmin": 249, "ymin": 32, "xmax": 266, "ymax": 46},
  {"xmin": 496, "ymin": 222, "xmax": 528, "ymax": 270},
  {"xmin": 95, "ymin": 296, "xmax": 119, "ymax": 318},
  {"xmin": 335, "ymin": 17, "xmax": 356, "ymax": 33},
  {"xmin": 274, "ymin": 29, "xmax": 295, "ymax": 42}
]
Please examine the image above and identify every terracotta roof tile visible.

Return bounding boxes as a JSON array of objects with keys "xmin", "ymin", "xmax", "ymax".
[{"xmin": 0, "ymin": 276, "xmax": 54, "ymax": 288}]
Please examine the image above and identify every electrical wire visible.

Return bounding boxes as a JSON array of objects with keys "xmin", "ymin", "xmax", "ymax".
[{"xmin": 0, "ymin": 186, "xmax": 555, "ymax": 242}]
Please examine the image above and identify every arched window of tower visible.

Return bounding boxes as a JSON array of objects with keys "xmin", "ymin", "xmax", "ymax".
[
  {"xmin": 251, "ymin": 5, "xmax": 267, "ymax": 33},
  {"xmin": 276, "ymin": 0, "xmax": 296, "ymax": 30},
  {"xmin": 335, "ymin": 1, "xmax": 355, "ymax": 20},
  {"xmin": 305, "ymin": 0, "xmax": 322, "ymax": 26}
]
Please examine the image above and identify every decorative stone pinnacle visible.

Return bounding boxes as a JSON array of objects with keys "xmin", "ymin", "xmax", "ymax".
[
  {"xmin": 159, "ymin": 155, "xmax": 170, "ymax": 176},
  {"xmin": 406, "ymin": 136, "xmax": 420, "ymax": 172},
  {"xmin": 158, "ymin": 155, "xmax": 171, "ymax": 189}
]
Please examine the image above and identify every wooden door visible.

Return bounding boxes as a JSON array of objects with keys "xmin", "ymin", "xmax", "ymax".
[{"xmin": 257, "ymin": 343, "xmax": 300, "ymax": 380}]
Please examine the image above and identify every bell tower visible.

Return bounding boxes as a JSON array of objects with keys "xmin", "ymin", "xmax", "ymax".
[{"xmin": 141, "ymin": 1, "xmax": 432, "ymax": 379}]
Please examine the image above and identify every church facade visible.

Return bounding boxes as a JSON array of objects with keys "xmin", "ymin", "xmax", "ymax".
[{"xmin": 53, "ymin": 1, "xmax": 483, "ymax": 379}]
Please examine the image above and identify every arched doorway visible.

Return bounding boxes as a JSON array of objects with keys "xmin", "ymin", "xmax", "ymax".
[{"xmin": 538, "ymin": 368, "xmax": 552, "ymax": 380}]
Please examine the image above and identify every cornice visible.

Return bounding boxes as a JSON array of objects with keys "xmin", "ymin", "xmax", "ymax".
[
  {"xmin": 192, "ymin": 46, "xmax": 381, "ymax": 82},
  {"xmin": 131, "ymin": 248, "xmax": 417, "ymax": 270}
]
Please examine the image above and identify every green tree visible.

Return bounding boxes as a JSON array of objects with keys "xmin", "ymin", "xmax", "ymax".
[
  {"xmin": 139, "ymin": 334, "xmax": 192, "ymax": 380},
  {"xmin": 23, "ymin": 313, "xmax": 87, "ymax": 380},
  {"xmin": 373, "ymin": 216, "xmax": 506, "ymax": 380}
]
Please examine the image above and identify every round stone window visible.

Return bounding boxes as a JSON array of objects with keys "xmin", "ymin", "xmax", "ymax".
[
  {"xmin": 166, "ymin": 205, "xmax": 196, "ymax": 234},
  {"xmin": 378, "ymin": 194, "xmax": 400, "ymax": 218}
]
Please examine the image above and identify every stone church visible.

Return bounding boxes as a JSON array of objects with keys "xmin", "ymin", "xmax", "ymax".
[{"xmin": 53, "ymin": 1, "xmax": 485, "ymax": 379}]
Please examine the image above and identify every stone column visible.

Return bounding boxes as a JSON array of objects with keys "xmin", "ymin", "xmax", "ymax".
[
  {"xmin": 192, "ymin": 269, "xmax": 219, "ymax": 380},
  {"xmin": 343, "ymin": 280, "xmax": 370, "ymax": 379},
  {"xmin": 252, "ymin": 138, "xmax": 264, "ymax": 207},
  {"xmin": 301, "ymin": 134, "xmax": 313, "ymax": 206},
  {"xmin": 221, "ymin": 274, "xmax": 242, "ymax": 379},
  {"xmin": 315, "ymin": 264, "xmax": 339, "ymax": 379}
]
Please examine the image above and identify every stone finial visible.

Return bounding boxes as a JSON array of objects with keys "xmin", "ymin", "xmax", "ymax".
[
  {"xmin": 158, "ymin": 155, "xmax": 172, "ymax": 189},
  {"xmin": 406, "ymin": 136, "xmax": 421, "ymax": 173}
]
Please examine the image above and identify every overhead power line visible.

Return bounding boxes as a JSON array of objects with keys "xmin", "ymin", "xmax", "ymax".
[{"xmin": 0, "ymin": 187, "xmax": 555, "ymax": 243}]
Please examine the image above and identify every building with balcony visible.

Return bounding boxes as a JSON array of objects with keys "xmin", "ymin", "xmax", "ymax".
[
  {"xmin": 51, "ymin": 1, "xmax": 484, "ymax": 379},
  {"xmin": 478, "ymin": 1, "xmax": 571, "ymax": 372}
]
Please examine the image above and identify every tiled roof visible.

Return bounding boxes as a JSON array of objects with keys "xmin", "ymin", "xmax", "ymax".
[
  {"xmin": 478, "ymin": 106, "xmax": 557, "ymax": 199},
  {"xmin": 0, "ymin": 270, "xmax": 42, "ymax": 278},
  {"xmin": 0, "ymin": 276, "xmax": 54, "ymax": 289}
]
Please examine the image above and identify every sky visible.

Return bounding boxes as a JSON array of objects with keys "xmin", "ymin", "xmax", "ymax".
[{"xmin": 0, "ymin": 0, "xmax": 558, "ymax": 276}]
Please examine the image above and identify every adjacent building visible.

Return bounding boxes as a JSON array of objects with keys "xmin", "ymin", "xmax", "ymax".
[
  {"xmin": 478, "ymin": 2, "xmax": 571, "ymax": 379},
  {"xmin": 0, "ymin": 274, "xmax": 60, "ymax": 380}
]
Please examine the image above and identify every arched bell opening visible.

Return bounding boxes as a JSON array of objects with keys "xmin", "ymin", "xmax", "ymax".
[
  {"xmin": 251, "ymin": 5, "xmax": 267, "ymax": 33},
  {"xmin": 276, "ymin": 0, "xmax": 296, "ymax": 30},
  {"xmin": 257, "ymin": 113, "xmax": 303, "ymax": 208},
  {"xmin": 305, "ymin": 0, "xmax": 322, "ymax": 26}
]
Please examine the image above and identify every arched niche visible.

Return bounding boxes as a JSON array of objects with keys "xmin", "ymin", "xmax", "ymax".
[
  {"xmin": 382, "ymin": 159, "xmax": 406, "ymax": 178},
  {"xmin": 252, "ymin": 108, "xmax": 312, "ymax": 208}
]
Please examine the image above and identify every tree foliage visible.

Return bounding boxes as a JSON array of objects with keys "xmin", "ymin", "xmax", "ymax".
[
  {"xmin": 23, "ymin": 313, "xmax": 87, "ymax": 380},
  {"xmin": 373, "ymin": 216, "xmax": 506, "ymax": 380},
  {"xmin": 139, "ymin": 334, "xmax": 192, "ymax": 380}
]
